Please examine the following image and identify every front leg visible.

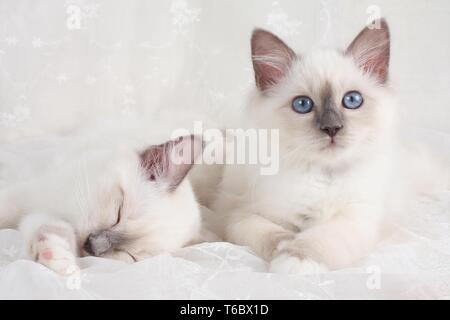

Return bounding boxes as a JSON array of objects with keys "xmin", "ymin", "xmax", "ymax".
[
  {"xmin": 226, "ymin": 209, "xmax": 295, "ymax": 261},
  {"xmin": 19, "ymin": 213, "xmax": 78, "ymax": 275},
  {"xmin": 270, "ymin": 210, "xmax": 381, "ymax": 274}
]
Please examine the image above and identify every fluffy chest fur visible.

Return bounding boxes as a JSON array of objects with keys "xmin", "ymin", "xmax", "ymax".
[{"xmin": 223, "ymin": 155, "xmax": 389, "ymax": 232}]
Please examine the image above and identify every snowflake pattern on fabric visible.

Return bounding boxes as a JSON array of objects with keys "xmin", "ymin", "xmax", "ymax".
[
  {"xmin": 265, "ymin": 2, "xmax": 302, "ymax": 37},
  {"xmin": 171, "ymin": 0, "xmax": 202, "ymax": 35},
  {"xmin": 0, "ymin": 107, "xmax": 31, "ymax": 128}
]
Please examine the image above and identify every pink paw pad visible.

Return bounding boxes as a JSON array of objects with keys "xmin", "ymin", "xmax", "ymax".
[{"xmin": 40, "ymin": 250, "xmax": 53, "ymax": 260}]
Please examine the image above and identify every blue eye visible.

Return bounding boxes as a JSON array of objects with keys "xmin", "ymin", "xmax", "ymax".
[
  {"xmin": 292, "ymin": 96, "xmax": 314, "ymax": 114},
  {"xmin": 342, "ymin": 91, "xmax": 363, "ymax": 109}
]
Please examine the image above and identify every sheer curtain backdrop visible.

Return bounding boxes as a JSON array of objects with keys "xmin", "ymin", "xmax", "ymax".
[{"xmin": 0, "ymin": 0, "xmax": 449, "ymax": 299}]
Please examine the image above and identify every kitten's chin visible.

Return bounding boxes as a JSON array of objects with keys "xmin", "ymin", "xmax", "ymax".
[
  {"xmin": 319, "ymin": 139, "xmax": 344, "ymax": 152},
  {"xmin": 316, "ymin": 139, "xmax": 374, "ymax": 170},
  {"xmin": 314, "ymin": 139, "xmax": 356, "ymax": 165},
  {"xmin": 318, "ymin": 138, "xmax": 348, "ymax": 156},
  {"xmin": 282, "ymin": 137, "xmax": 360, "ymax": 168}
]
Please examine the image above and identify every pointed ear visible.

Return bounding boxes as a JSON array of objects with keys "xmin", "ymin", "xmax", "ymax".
[
  {"xmin": 346, "ymin": 18, "xmax": 390, "ymax": 84},
  {"xmin": 140, "ymin": 135, "xmax": 203, "ymax": 191},
  {"xmin": 251, "ymin": 28, "xmax": 297, "ymax": 91}
]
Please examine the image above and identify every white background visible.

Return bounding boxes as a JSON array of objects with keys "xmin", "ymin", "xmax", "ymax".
[
  {"xmin": 0, "ymin": 0, "xmax": 449, "ymax": 139},
  {"xmin": 0, "ymin": 0, "xmax": 449, "ymax": 299}
]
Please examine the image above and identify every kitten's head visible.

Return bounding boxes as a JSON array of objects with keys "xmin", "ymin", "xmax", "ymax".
[
  {"xmin": 74, "ymin": 135, "xmax": 203, "ymax": 261},
  {"xmin": 249, "ymin": 19, "xmax": 395, "ymax": 167}
]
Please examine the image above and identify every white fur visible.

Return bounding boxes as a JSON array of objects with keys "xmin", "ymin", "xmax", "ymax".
[
  {"xmin": 0, "ymin": 120, "xmax": 204, "ymax": 275},
  {"xmin": 213, "ymin": 38, "xmax": 401, "ymax": 273},
  {"xmin": 269, "ymin": 255, "xmax": 328, "ymax": 275}
]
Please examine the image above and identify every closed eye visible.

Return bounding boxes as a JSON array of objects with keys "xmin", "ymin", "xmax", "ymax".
[
  {"xmin": 113, "ymin": 188, "xmax": 125, "ymax": 227},
  {"xmin": 113, "ymin": 203, "xmax": 122, "ymax": 227},
  {"xmin": 125, "ymin": 250, "xmax": 137, "ymax": 262}
]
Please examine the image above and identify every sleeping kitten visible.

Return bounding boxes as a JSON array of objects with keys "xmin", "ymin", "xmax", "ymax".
[
  {"xmin": 213, "ymin": 19, "xmax": 398, "ymax": 273},
  {"xmin": 0, "ymin": 130, "xmax": 204, "ymax": 275}
]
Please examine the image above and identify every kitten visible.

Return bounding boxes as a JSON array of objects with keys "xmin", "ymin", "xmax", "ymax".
[
  {"xmin": 213, "ymin": 19, "xmax": 398, "ymax": 273},
  {"xmin": 0, "ymin": 129, "xmax": 204, "ymax": 275}
]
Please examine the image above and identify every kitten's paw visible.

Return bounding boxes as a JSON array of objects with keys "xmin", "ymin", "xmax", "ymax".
[
  {"xmin": 269, "ymin": 254, "xmax": 328, "ymax": 275},
  {"xmin": 262, "ymin": 231, "xmax": 295, "ymax": 261},
  {"xmin": 33, "ymin": 234, "xmax": 78, "ymax": 276}
]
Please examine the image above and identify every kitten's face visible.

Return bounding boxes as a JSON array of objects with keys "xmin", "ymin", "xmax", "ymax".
[
  {"xmin": 250, "ymin": 19, "xmax": 395, "ymax": 166},
  {"xmin": 70, "ymin": 135, "xmax": 203, "ymax": 262}
]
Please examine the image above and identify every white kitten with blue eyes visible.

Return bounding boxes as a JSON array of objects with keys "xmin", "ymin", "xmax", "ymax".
[
  {"xmin": 213, "ymin": 19, "xmax": 400, "ymax": 273},
  {"xmin": 0, "ymin": 125, "xmax": 204, "ymax": 275}
]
